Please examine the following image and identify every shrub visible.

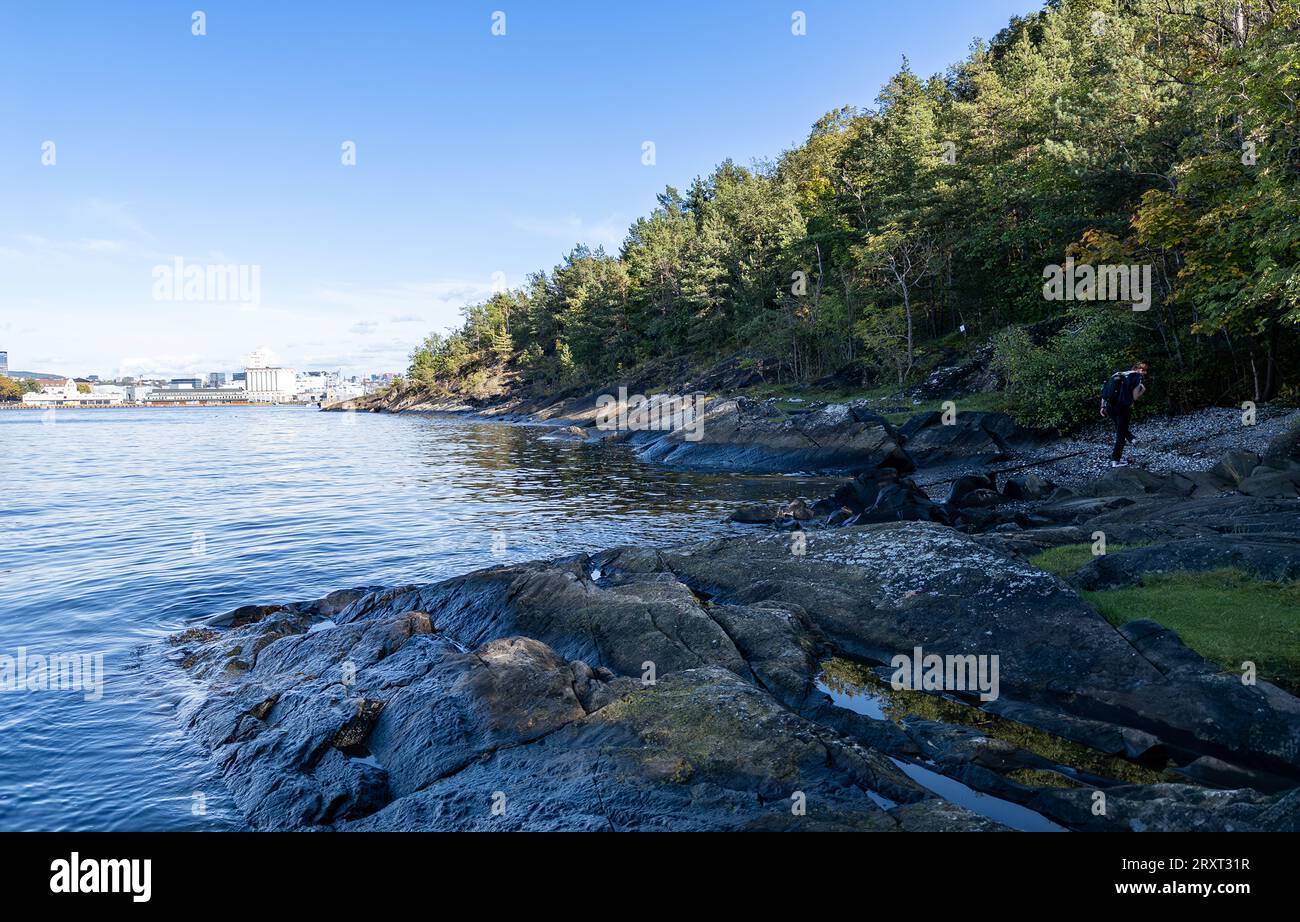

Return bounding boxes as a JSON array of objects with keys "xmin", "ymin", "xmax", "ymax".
[{"xmin": 992, "ymin": 306, "xmax": 1142, "ymax": 431}]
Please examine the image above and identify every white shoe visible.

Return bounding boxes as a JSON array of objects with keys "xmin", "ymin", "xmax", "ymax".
[{"xmin": 1110, "ymin": 460, "xmax": 1130, "ymax": 468}]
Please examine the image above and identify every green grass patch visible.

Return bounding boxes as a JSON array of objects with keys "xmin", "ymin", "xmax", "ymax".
[
  {"xmin": 741, "ymin": 381, "xmax": 1009, "ymax": 423},
  {"xmin": 1029, "ymin": 543, "xmax": 1140, "ymax": 579},
  {"xmin": 742, "ymin": 381, "xmax": 893, "ymax": 406},
  {"xmin": 878, "ymin": 391, "xmax": 1009, "ymax": 425},
  {"xmin": 1082, "ymin": 569, "xmax": 1300, "ymax": 694}
]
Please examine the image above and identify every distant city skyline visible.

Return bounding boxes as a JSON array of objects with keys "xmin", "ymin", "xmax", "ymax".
[
  {"xmin": 0, "ymin": 344, "xmax": 392, "ymax": 382},
  {"xmin": 1, "ymin": 0, "xmax": 1040, "ymax": 379}
]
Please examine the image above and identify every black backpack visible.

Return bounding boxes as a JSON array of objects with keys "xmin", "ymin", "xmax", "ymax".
[{"xmin": 1101, "ymin": 371, "xmax": 1134, "ymax": 406}]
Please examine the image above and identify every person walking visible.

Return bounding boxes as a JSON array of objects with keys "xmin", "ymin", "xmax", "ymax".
[{"xmin": 1100, "ymin": 362, "xmax": 1147, "ymax": 467}]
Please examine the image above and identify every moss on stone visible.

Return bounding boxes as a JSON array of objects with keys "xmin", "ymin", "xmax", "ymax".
[
  {"xmin": 1006, "ymin": 767, "xmax": 1080, "ymax": 788},
  {"xmin": 820, "ymin": 657, "xmax": 1171, "ymax": 785},
  {"xmin": 605, "ymin": 679, "xmax": 807, "ymax": 784}
]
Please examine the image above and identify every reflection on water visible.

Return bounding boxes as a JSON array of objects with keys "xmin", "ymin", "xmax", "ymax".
[
  {"xmin": 888, "ymin": 759, "xmax": 1065, "ymax": 833},
  {"xmin": 816, "ymin": 660, "xmax": 1067, "ymax": 832},
  {"xmin": 0, "ymin": 407, "xmax": 830, "ymax": 831},
  {"xmin": 817, "ymin": 657, "xmax": 1167, "ymax": 786}
]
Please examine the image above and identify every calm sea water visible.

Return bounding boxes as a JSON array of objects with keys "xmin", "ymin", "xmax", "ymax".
[{"xmin": 0, "ymin": 406, "xmax": 828, "ymax": 831}]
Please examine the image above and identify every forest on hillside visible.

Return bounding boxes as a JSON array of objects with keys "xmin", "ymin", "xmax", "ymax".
[{"xmin": 405, "ymin": 0, "xmax": 1300, "ymax": 430}]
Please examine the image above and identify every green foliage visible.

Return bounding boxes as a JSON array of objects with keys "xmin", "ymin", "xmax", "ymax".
[
  {"xmin": 853, "ymin": 304, "xmax": 910, "ymax": 389},
  {"xmin": 405, "ymin": 0, "xmax": 1300, "ymax": 421},
  {"xmin": 992, "ymin": 305, "xmax": 1141, "ymax": 430}
]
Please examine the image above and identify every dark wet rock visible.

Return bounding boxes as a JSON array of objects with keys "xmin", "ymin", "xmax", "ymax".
[
  {"xmin": 888, "ymin": 719, "xmax": 1187, "ymax": 824},
  {"xmin": 826, "ymin": 469, "xmax": 948, "ymax": 526},
  {"xmin": 729, "ymin": 504, "xmax": 779, "ymax": 524},
  {"xmin": 778, "ymin": 498, "xmax": 816, "ymax": 522},
  {"xmin": 1028, "ymin": 784, "xmax": 1300, "ymax": 832},
  {"xmin": 1032, "ymin": 494, "xmax": 1139, "ymax": 525},
  {"xmin": 345, "ymin": 663, "xmax": 1005, "ymax": 827},
  {"xmin": 629, "ymin": 527, "xmax": 1300, "ymax": 783},
  {"xmin": 831, "ymin": 467, "xmax": 901, "ymax": 511},
  {"xmin": 848, "ymin": 481, "xmax": 949, "ymax": 525},
  {"xmin": 896, "ymin": 410, "xmax": 941, "ymax": 442},
  {"xmin": 629, "ymin": 397, "xmax": 913, "ymax": 475},
  {"xmin": 908, "ymin": 345, "xmax": 1000, "ymax": 401},
  {"xmin": 828, "ymin": 509, "xmax": 855, "ymax": 526},
  {"xmin": 188, "ymin": 633, "xmax": 1002, "ymax": 831},
  {"xmin": 205, "ymin": 588, "xmax": 375, "ymax": 630},
  {"xmin": 1266, "ymin": 416, "xmax": 1300, "ymax": 464},
  {"xmin": 1081, "ymin": 466, "xmax": 1168, "ymax": 497},
  {"xmin": 884, "ymin": 800, "xmax": 1011, "ymax": 832},
  {"xmin": 685, "ymin": 353, "xmax": 769, "ymax": 393},
  {"xmin": 1002, "ymin": 457, "xmax": 1296, "ymax": 537},
  {"xmin": 959, "ymin": 488, "xmax": 1005, "ymax": 509},
  {"xmin": 981, "ymin": 699, "xmax": 1166, "ymax": 764},
  {"xmin": 172, "ymin": 524, "xmax": 1300, "ymax": 831},
  {"xmin": 1210, "ymin": 450, "xmax": 1263, "ymax": 488},
  {"xmin": 947, "ymin": 506, "xmax": 1011, "ymax": 530},
  {"xmin": 208, "ymin": 603, "xmax": 288, "ymax": 629},
  {"xmin": 1049, "ymin": 490, "xmax": 1300, "ymax": 538},
  {"xmin": 898, "ymin": 411, "xmax": 1039, "ymax": 466},
  {"xmin": 935, "ymin": 449, "xmax": 1295, "ymax": 536},
  {"xmin": 168, "ymin": 627, "xmax": 220, "ymax": 645},
  {"xmin": 943, "ymin": 473, "xmax": 997, "ymax": 507},
  {"xmin": 332, "ymin": 697, "xmax": 386, "ymax": 751},
  {"xmin": 1073, "ymin": 537, "xmax": 1300, "ymax": 590},
  {"xmin": 1001, "ymin": 473, "xmax": 1056, "ymax": 501},
  {"xmin": 1012, "ymin": 512, "xmax": 1057, "ymax": 529},
  {"xmin": 705, "ymin": 601, "xmax": 822, "ymax": 707},
  {"xmin": 1155, "ymin": 469, "xmax": 1225, "ymax": 497},
  {"xmin": 1170, "ymin": 755, "xmax": 1300, "ymax": 792},
  {"xmin": 901, "ymin": 718, "xmax": 1073, "ymax": 780},
  {"xmin": 1118, "ymin": 619, "xmax": 1225, "ymax": 678},
  {"xmin": 799, "ymin": 697, "xmax": 922, "ymax": 760},
  {"xmin": 1238, "ymin": 463, "xmax": 1300, "ymax": 498}
]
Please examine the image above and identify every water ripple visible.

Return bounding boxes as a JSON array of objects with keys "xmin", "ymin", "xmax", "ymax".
[{"xmin": 0, "ymin": 406, "xmax": 829, "ymax": 830}]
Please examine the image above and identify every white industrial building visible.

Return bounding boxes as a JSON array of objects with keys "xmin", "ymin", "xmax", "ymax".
[{"xmin": 244, "ymin": 366, "xmax": 297, "ymax": 403}]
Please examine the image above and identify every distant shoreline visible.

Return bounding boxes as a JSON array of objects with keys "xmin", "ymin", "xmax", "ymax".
[{"xmin": 0, "ymin": 402, "xmax": 318, "ymax": 411}]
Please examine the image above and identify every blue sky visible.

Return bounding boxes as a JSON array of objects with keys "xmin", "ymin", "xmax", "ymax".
[{"xmin": 0, "ymin": 0, "xmax": 1041, "ymax": 379}]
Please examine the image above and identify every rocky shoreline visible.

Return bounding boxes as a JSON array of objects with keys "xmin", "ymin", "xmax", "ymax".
[{"xmin": 174, "ymin": 397, "xmax": 1300, "ymax": 831}]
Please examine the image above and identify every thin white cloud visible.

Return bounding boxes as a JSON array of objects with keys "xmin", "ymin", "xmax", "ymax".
[
  {"xmin": 74, "ymin": 199, "xmax": 155, "ymax": 242},
  {"xmin": 115, "ymin": 354, "xmax": 207, "ymax": 377},
  {"xmin": 305, "ymin": 279, "xmax": 496, "ymax": 340},
  {"xmin": 512, "ymin": 214, "xmax": 626, "ymax": 251},
  {"xmin": 81, "ymin": 239, "xmax": 126, "ymax": 253},
  {"xmin": 6, "ymin": 231, "xmax": 146, "ymax": 261}
]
